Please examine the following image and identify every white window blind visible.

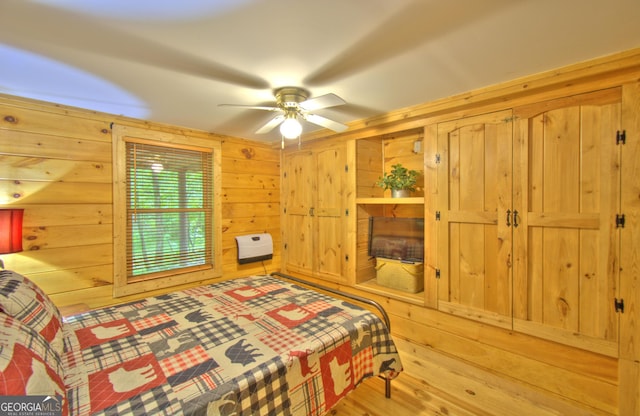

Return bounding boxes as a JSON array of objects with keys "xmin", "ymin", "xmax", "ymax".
[{"xmin": 126, "ymin": 139, "xmax": 213, "ymax": 281}]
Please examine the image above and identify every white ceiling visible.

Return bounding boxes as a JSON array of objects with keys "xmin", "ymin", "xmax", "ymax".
[{"xmin": 2, "ymin": 0, "xmax": 640, "ymax": 143}]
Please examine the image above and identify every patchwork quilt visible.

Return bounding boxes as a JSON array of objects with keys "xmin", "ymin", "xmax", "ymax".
[{"xmin": 62, "ymin": 275, "xmax": 403, "ymax": 415}]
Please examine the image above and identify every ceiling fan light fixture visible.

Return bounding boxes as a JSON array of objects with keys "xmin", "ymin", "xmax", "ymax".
[
  {"xmin": 280, "ymin": 115, "xmax": 302, "ymax": 139},
  {"xmin": 222, "ymin": 86, "xmax": 347, "ymax": 139}
]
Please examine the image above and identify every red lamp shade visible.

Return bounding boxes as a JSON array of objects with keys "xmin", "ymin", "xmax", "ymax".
[{"xmin": 0, "ymin": 209, "xmax": 24, "ymax": 254}]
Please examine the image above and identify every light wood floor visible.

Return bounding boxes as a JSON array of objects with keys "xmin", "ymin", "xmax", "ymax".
[{"xmin": 327, "ymin": 373, "xmax": 488, "ymax": 416}]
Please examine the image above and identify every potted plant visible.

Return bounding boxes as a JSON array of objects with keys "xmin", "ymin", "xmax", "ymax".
[{"xmin": 376, "ymin": 163, "xmax": 419, "ymax": 197}]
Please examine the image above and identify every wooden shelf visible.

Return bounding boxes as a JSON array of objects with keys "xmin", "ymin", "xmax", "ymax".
[
  {"xmin": 356, "ymin": 197, "xmax": 424, "ymax": 204},
  {"xmin": 356, "ymin": 278, "xmax": 424, "ymax": 306}
]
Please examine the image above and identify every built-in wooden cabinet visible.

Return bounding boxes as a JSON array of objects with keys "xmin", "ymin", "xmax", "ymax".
[
  {"xmin": 278, "ymin": 53, "xmax": 640, "ymax": 412},
  {"xmin": 353, "ymin": 130, "xmax": 426, "ymax": 303},
  {"xmin": 285, "ymin": 87, "xmax": 624, "ymax": 358},
  {"xmin": 430, "ymin": 109, "xmax": 514, "ymax": 328},
  {"xmin": 511, "ymin": 88, "xmax": 622, "ymax": 356},
  {"xmin": 426, "ymin": 89, "xmax": 623, "ymax": 356},
  {"xmin": 281, "ymin": 143, "xmax": 350, "ymax": 283},
  {"xmin": 282, "ymin": 132, "xmax": 427, "ymax": 291}
]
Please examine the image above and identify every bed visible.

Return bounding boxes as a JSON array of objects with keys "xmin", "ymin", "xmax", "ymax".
[{"xmin": 0, "ymin": 270, "xmax": 402, "ymax": 415}]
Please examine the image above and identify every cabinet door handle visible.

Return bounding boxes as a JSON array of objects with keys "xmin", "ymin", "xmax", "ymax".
[
  {"xmin": 506, "ymin": 209, "xmax": 512, "ymax": 227},
  {"xmin": 309, "ymin": 207, "xmax": 315, "ymax": 217},
  {"xmin": 513, "ymin": 210, "xmax": 519, "ymax": 227}
]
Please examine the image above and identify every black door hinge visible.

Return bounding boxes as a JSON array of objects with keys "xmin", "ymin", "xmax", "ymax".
[
  {"xmin": 435, "ymin": 154, "xmax": 441, "ymax": 164},
  {"xmin": 616, "ymin": 130, "xmax": 626, "ymax": 145},
  {"xmin": 435, "ymin": 269, "xmax": 441, "ymax": 279},
  {"xmin": 345, "ymin": 209, "xmax": 349, "ymax": 216},
  {"xmin": 435, "ymin": 211, "xmax": 441, "ymax": 221},
  {"xmin": 616, "ymin": 214, "xmax": 625, "ymax": 228},
  {"xmin": 614, "ymin": 298, "xmax": 624, "ymax": 313}
]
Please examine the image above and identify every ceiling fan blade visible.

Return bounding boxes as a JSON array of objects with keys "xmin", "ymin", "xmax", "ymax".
[
  {"xmin": 5, "ymin": 3, "xmax": 270, "ymax": 90},
  {"xmin": 303, "ymin": 113, "xmax": 348, "ymax": 133},
  {"xmin": 219, "ymin": 104, "xmax": 281, "ymax": 111},
  {"xmin": 299, "ymin": 93, "xmax": 346, "ymax": 111},
  {"xmin": 304, "ymin": 0, "xmax": 508, "ymax": 86},
  {"xmin": 255, "ymin": 114, "xmax": 286, "ymax": 134}
]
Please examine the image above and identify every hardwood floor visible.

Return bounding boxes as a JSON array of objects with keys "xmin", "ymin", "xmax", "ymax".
[{"xmin": 327, "ymin": 373, "xmax": 488, "ymax": 416}]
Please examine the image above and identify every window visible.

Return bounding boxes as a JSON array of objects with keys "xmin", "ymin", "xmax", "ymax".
[
  {"xmin": 126, "ymin": 140, "xmax": 212, "ymax": 280},
  {"xmin": 113, "ymin": 125, "xmax": 221, "ymax": 297}
]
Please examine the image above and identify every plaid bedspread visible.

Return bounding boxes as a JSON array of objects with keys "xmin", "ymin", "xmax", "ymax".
[{"xmin": 62, "ymin": 275, "xmax": 402, "ymax": 415}]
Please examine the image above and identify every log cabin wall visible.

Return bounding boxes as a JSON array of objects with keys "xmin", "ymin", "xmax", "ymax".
[
  {"xmin": 283, "ymin": 48, "xmax": 640, "ymax": 416},
  {"xmin": 0, "ymin": 95, "xmax": 281, "ymax": 311},
  {"xmin": 0, "ymin": 47, "xmax": 639, "ymax": 415}
]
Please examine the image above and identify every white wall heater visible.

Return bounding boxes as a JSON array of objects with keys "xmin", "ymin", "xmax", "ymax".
[{"xmin": 235, "ymin": 233, "xmax": 273, "ymax": 264}]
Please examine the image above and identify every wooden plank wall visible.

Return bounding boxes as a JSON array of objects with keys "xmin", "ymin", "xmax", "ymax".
[
  {"xmin": 296, "ymin": 49, "xmax": 640, "ymax": 415},
  {"xmin": 2, "ymin": 48, "xmax": 640, "ymax": 415},
  {"xmin": 220, "ymin": 137, "xmax": 281, "ymax": 276},
  {"xmin": 619, "ymin": 80, "xmax": 640, "ymax": 416},
  {"xmin": 0, "ymin": 95, "xmax": 280, "ymax": 311}
]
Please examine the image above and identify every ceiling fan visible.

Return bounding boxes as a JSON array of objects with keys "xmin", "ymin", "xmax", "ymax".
[{"xmin": 220, "ymin": 87, "xmax": 349, "ymax": 145}]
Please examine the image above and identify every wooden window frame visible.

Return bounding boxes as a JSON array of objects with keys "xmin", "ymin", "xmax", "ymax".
[{"xmin": 112, "ymin": 125, "xmax": 222, "ymax": 297}]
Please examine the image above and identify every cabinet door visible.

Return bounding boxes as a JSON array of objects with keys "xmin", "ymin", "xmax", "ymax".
[
  {"xmin": 283, "ymin": 151, "xmax": 315, "ymax": 275},
  {"xmin": 315, "ymin": 147, "xmax": 347, "ymax": 281},
  {"xmin": 512, "ymin": 89, "xmax": 621, "ymax": 356},
  {"xmin": 282, "ymin": 146, "xmax": 347, "ymax": 281},
  {"xmin": 436, "ymin": 110, "xmax": 514, "ymax": 328}
]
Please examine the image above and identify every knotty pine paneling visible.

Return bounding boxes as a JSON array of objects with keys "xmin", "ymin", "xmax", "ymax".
[
  {"xmin": 381, "ymin": 130, "xmax": 425, "ymax": 198},
  {"xmin": 0, "ymin": 129, "xmax": 113, "ymax": 162},
  {"xmin": 1, "ymin": 49, "xmax": 639, "ymax": 416},
  {"xmin": 356, "ymin": 138, "xmax": 384, "ymax": 198},
  {"xmin": 297, "ymin": 50, "xmax": 640, "ymax": 415},
  {"xmin": 0, "ymin": 105, "xmax": 112, "ymax": 141},
  {"xmin": 0, "ymin": 98, "xmax": 281, "ymax": 310},
  {"xmin": 619, "ymin": 80, "xmax": 640, "ymax": 416},
  {"xmin": 220, "ymin": 138, "xmax": 281, "ymax": 278}
]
